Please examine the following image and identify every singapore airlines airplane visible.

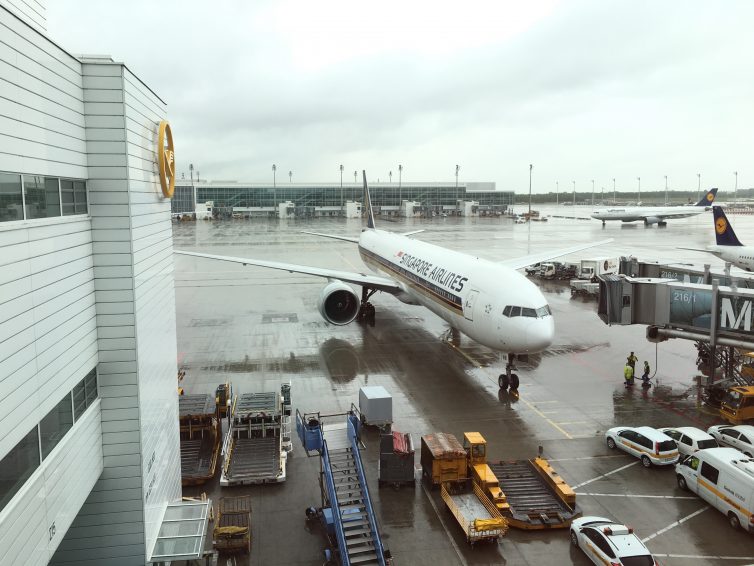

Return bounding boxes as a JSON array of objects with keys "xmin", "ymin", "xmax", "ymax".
[
  {"xmin": 175, "ymin": 172, "xmax": 611, "ymax": 390},
  {"xmin": 591, "ymin": 188, "xmax": 718, "ymax": 226},
  {"xmin": 679, "ymin": 206, "xmax": 754, "ymax": 272}
]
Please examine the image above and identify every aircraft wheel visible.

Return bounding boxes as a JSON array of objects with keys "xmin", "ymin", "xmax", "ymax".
[
  {"xmin": 498, "ymin": 374, "xmax": 509, "ymax": 390},
  {"xmin": 509, "ymin": 374, "xmax": 520, "ymax": 391}
]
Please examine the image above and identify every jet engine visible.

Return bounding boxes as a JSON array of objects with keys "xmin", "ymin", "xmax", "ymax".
[
  {"xmin": 318, "ymin": 281, "xmax": 360, "ymax": 325},
  {"xmin": 644, "ymin": 216, "xmax": 661, "ymax": 225}
]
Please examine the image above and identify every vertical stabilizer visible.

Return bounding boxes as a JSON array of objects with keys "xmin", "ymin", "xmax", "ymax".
[
  {"xmin": 363, "ymin": 170, "xmax": 376, "ymax": 229},
  {"xmin": 713, "ymin": 206, "xmax": 743, "ymax": 246},
  {"xmin": 696, "ymin": 187, "xmax": 718, "ymax": 206}
]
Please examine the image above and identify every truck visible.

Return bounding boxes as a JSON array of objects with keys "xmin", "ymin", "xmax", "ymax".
[
  {"xmin": 422, "ymin": 432, "xmax": 508, "ymax": 545},
  {"xmin": 578, "ymin": 257, "xmax": 619, "ymax": 281},
  {"xmin": 213, "ymin": 495, "xmax": 251, "ymax": 554},
  {"xmin": 220, "ymin": 385, "xmax": 290, "ymax": 486}
]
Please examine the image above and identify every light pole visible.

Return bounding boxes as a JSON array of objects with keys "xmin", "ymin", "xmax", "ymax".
[
  {"xmin": 601, "ymin": 186, "xmax": 604, "ymax": 204},
  {"xmin": 528, "ymin": 164, "xmax": 533, "ymax": 217},
  {"xmin": 389, "ymin": 170, "xmax": 392, "ymax": 184},
  {"xmin": 697, "ymin": 173, "xmax": 701, "ymax": 202},
  {"xmin": 289, "ymin": 170, "xmax": 292, "ymax": 183},
  {"xmin": 556, "ymin": 181, "xmax": 559, "ymax": 205},
  {"xmin": 637, "ymin": 176, "xmax": 641, "ymax": 203},
  {"xmin": 455, "ymin": 164, "xmax": 460, "ymax": 209},
  {"xmin": 591, "ymin": 179, "xmax": 595, "ymax": 206},
  {"xmin": 572, "ymin": 180, "xmax": 575, "ymax": 206},
  {"xmin": 272, "ymin": 164, "xmax": 276, "ymax": 187},
  {"xmin": 734, "ymin": 171, "xmax": 738, "ymax": 205},
  {"xmin": 339, "ymin": 164, "xmax": 344, "ymax": 214},
  {"xmin": 664, "ymin": 175, "xmax": 668, "ymax": 205},
  {"xmin": 612, "ymin": 178, "xmax": 616, "ymax": 204},
  {"xmin": 354, "ymin": 170, "xmax": 357, "ymax": 183},
  {"xmin": 398, "ymin": 164, "xmax": 403, "ymax": 210}
]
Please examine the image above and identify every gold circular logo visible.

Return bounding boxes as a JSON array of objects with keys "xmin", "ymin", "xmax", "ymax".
[
  {"xmin": 706, "ymin": 192, "xmax": 714, "ymax": 202},
  {"xmin": 157, "ymin": 120, "xmax": 175, "ymax": 198},
  {"xmin": 716, "ymin": 217, "xmax": 727, "ymax": 235}
]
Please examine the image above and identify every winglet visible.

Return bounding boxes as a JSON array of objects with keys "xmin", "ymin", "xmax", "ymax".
[
  {"xmin": 363, "ymin": 170, "xmax": 376, "ymax": 229},
  {"xmin": 696, "ymin": 187, "xmax": 718, "ymax": 206},
  {"xmin": 713, "ymin": 206, "xmax": 743, "ymax": 246}
]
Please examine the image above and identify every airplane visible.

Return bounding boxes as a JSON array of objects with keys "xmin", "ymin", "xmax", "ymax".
[
  {"xmin": 590, "ymin": 188, "xmax": 718, "ymax": 226},
  {"xmin": 175, "ymin": 172, "xmax": 611, "ymax": 391},
  {"xmin": 679, "ymin": 206, "xmax": 754, "ymax": 272}
]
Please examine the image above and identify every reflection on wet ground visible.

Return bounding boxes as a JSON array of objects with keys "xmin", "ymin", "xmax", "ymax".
[{"xmin": 175, "ymin": 213, "xmax": 754, "ymax": 565}]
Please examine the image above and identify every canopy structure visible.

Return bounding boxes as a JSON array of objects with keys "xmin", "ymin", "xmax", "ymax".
[{"xmin": 149, "ymin": 500, "xmax": 211, "ymax": 563}]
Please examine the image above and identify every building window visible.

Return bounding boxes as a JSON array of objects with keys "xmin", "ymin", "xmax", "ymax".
[
  {"xmin": 39, "ymin": 393, "xmax": 74, "ymax": 460},
  {"xmin": 0, "ymin": 172, "xmax": 23, "ymax": 222},
  {"xmin": 23, "ymin": 175, "xmax": 61, "ymax": 219},
  {"xmin": 74, "ymin": 181, "xmax": 88, "ymax": 214},
  {"xmin": 0, "ymin": 427, "xmax": 40, "ymax": 513},
  {"xmin": 72, "ymin": 368, "xmax": 98, "ymax": 421},
  {"xmin": 61, "ymin": 179, "xmax": 75, "ymax": 215}
]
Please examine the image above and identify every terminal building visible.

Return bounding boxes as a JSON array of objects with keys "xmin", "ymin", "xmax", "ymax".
[
  {"xmin": 0, "ymin": 2, "xmax": 204, "ymax": 565},
  {"xmin": 171, "ymin": 180, "xmax": 514, "ymax": 219}
]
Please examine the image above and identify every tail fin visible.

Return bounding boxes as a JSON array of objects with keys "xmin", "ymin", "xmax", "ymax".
[
  {"xmin": 713, "ymin": 206, "xmax": 743, "ymax": 246},
  {"xmin": 696, "ymin": 187, "xmax": 718, "ymax": 206},
  {"xmin": 363, "ymin": 170, "xmax": 376, "ymax": 229}
]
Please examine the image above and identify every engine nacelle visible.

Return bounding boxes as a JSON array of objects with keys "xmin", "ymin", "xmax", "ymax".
[
  {"xmin": 644, "ymin": 216, "xmax": 661, "ymax": 225},
  {"xmin": 318, "ymin": 281, "xmax": 360, "ymax": 325}
]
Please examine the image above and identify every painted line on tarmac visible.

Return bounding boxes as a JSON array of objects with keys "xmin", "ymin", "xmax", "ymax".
[
  {"xmin": 445, "ymin": 341, "xmax": 483, "ymax": 368},
  {"xmin": 640, "ymin": 506, "xmax": 709, "ymax": 543},
  {"xmin": 420, "ymin": 480, "xmax": 468, "ymax": 566},
  {"xmin": 548, "ymin": 455, "xmax": 627, "ymax": 462},
  {"xmin": 571, "ymin": 461, "xmax": 638, "ymax": 489},
  {"xmin": 519, "ymin": 396, "xmax": 573, "ymax": 439},
  {"xmin": 576, "ymin": 492, "xmax": 698, "ymax": 500},
  {"xmin": 653, "ymin": 553, "xmax": 754, "ymax": 561}
]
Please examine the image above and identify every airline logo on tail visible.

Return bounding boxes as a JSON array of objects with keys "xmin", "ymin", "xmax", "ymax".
[
  {"xmin": 363, "ymin": 170, "xmax": 376, "ymax": 229},
  {"xmin": 716, "ymin": 216, "xmax": 728, "ymax": 235},
  {"xmin": 713, "ymin": 206, "xmax": 743, "ymax": 246}
]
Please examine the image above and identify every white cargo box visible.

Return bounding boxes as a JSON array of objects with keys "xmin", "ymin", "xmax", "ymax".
[{"xmin": 359, "ymin": 386, "xmax": 393, "ymax": 427}]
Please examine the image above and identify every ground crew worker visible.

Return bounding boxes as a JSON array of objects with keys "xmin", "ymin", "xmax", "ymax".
[
  {"xmin": 624, "ymin": 364, "xmax": 634, "ymax": 387},
  {"xmin": 627, "ymin": 351, "xmax": 638, "ymax": 371},
  {"xmin": 641, "ymin": 361, "xmax": 651, "ymax": 387}
]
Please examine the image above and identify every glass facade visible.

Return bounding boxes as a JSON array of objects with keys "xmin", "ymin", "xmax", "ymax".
[
  {"xmin": 0, "ymin": 367, "xmax": 98, "ymax": 514},
  {"xmin": 0, "ymin": 171, "xmax": 87, "ymax": 222},
  {"xmin": 172, "ymin": 182, "xmax": 514, "ymax": 216}
]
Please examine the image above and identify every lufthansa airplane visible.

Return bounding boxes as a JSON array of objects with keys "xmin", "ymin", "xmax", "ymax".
[
  {"xmin": 176, "ymin": 172, "xmax": 611, "ymax": 389},
  {"xmin": 591, "ymin": 188, "xmax": 718, "ymax": 226},
  {"xmin": 680, "ymin": 206, "xmax": 754, "ymax": 272}
]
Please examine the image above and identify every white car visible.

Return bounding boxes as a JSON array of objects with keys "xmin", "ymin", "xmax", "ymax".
[
  {"xmin": 658, "ymin": 426, "xmax": 718, "ymax": 458},
  {"xmin": 570, "ymin": 516, "xmax": 657, "ymax": 566},
  {"xmin": 605, "ymin": 426, "xmax": 679, "ymax": 467},
  {"xmin": 707, "ymin": 424, "xmax": 754, "ymax": 457}
]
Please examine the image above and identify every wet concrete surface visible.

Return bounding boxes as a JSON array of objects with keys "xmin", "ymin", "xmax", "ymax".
[{"xmin": 174, "ymin": 209, "xmax": 754, "ymax": 565}]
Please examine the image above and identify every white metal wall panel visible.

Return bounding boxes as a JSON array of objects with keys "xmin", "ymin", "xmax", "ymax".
[
  {"xmin": 0, "ymin": 401, "xmax": 103, "ymax": 566},
  {"xmin": 1, "ymin": 0, "xmax": 46, "ymax": 33}
]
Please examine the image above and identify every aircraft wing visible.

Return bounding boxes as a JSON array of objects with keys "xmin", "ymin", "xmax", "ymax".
[
  {"xmin": 500, "ymin": 239, "xmax": 613, "ymax": 270},
  {"xmin": 644, "ymin": 210, "xmax": 702, "ymax": 220},
  {"xmin": 174, "ymin": 250, "xmax": 401, "ymax": 293}
]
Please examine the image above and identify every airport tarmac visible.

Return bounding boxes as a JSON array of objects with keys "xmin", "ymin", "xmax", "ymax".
[{"xmin": 175, "ymin": 207, "xmax": 754, "ymax": 565}]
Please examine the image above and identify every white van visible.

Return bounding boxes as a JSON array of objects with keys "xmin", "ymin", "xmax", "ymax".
[{"xmin": 676, "ymin": 447, "xmax": 754, "ymax": 532}]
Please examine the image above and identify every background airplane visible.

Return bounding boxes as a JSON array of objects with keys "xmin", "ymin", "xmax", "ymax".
[
  {"xmin": 176, "ymin": 172, "xmax": 611, "ymax": 390},
  {"xmin": 680, "ymin": 206, "xmax": 754, "ymax": 272},
  {"xmin": 591, "ymin": 188, "xmax": 718, "ymax": 226}
]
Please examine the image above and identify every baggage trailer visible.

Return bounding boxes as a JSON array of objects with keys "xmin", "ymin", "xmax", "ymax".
[
  {"xmin": 488, "ymin": 458, "xmax": 580, "ymax": 529},
  {"xmin": 421, "ymin": 432, "xmax": 468, "ymax": 487},
  {"xmin": 213, "ymin": 495, "xmax": 251, "ymax": 554},
  {"xmin": 179, "ymin": 394, "xmax": 222, "ymax": 486},
  {"xmin": 378, "ymin": 430, "xmax": 415, "ymax": 488},
  {"xmin": 220, "ymin": 387, "xmax": 289, "ymax": 486},
  {"xmin": 441, "ymin": 481, "xmax": 508, "ymax": 546}
]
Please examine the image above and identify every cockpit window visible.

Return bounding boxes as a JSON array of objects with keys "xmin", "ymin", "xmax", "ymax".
[{"xmin": 503, "ymin": 305, "xmax": 551, "ymax": 318}]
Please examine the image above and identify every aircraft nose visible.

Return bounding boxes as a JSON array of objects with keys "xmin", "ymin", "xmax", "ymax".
[{"xmin": 526, "ymin": 317, "xmax": 554, "ymax": 352}]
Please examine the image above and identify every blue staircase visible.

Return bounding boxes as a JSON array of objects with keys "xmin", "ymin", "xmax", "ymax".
[{"xmin": 297, "ymin": 411, "xmax": 386, "ymax": 566}]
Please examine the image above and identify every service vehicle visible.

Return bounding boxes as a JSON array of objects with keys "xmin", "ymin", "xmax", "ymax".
[
  {"xmin": 720, "ymin": 386, "xmax": 754, "ymax": 424},
  {"xmin": 578, "ymin": 257, "xmax": 619, "ymax": 281},
  {"xmin": 676, "ymin": 447, "xmax": 754, "ymax": 531},
  {"xmin": 708, "ymin": 425, "xmax": 754, "ymax": 457},
  {"xmin": 658, "ymin": 426, "xmax": 718, "ymax": 458},
  {"xmin": 570, "ymin": 516, "xmax": 657, "ymax": 565},
  {"xmin": 605, "ymin": 426, "xmax": 679, "ymax": 467},
  {"xmin": 179, "ymin": 394, "xmax": 221, "ymax": 486}
]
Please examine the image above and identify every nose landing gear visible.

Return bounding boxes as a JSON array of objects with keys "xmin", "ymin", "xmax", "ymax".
[{"xmin": 498, "ymin": 353, "xmax": 519, "ymax": 391}]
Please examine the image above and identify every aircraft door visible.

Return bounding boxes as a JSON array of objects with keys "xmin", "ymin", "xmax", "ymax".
[{"xmin": 464, "ymin": 289, "xmax": 479, "ymax": 321}]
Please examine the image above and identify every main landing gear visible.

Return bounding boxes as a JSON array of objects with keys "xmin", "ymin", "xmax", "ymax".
[
  {"xmin": 498, "ymin": 353, "xmax": 519, "ymax": 391},
  {"xmin": 358, "ymin": 287, "xmax": 376, "ymax": 326}
]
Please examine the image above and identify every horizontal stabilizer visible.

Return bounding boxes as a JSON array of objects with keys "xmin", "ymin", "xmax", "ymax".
[{"xmin": 301, "ymin": 231, "xmax": 359, "ymax": 243}]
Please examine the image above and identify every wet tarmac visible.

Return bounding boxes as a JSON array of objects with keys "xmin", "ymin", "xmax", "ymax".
[{"xmin": 174, "ymin": 208, "xmax": 754, "ymax": 565}]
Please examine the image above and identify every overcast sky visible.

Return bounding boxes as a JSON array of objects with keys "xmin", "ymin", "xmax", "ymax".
[{"xmin": 46, "ymin": 1, "xmax": 754, "ymax": 194}]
